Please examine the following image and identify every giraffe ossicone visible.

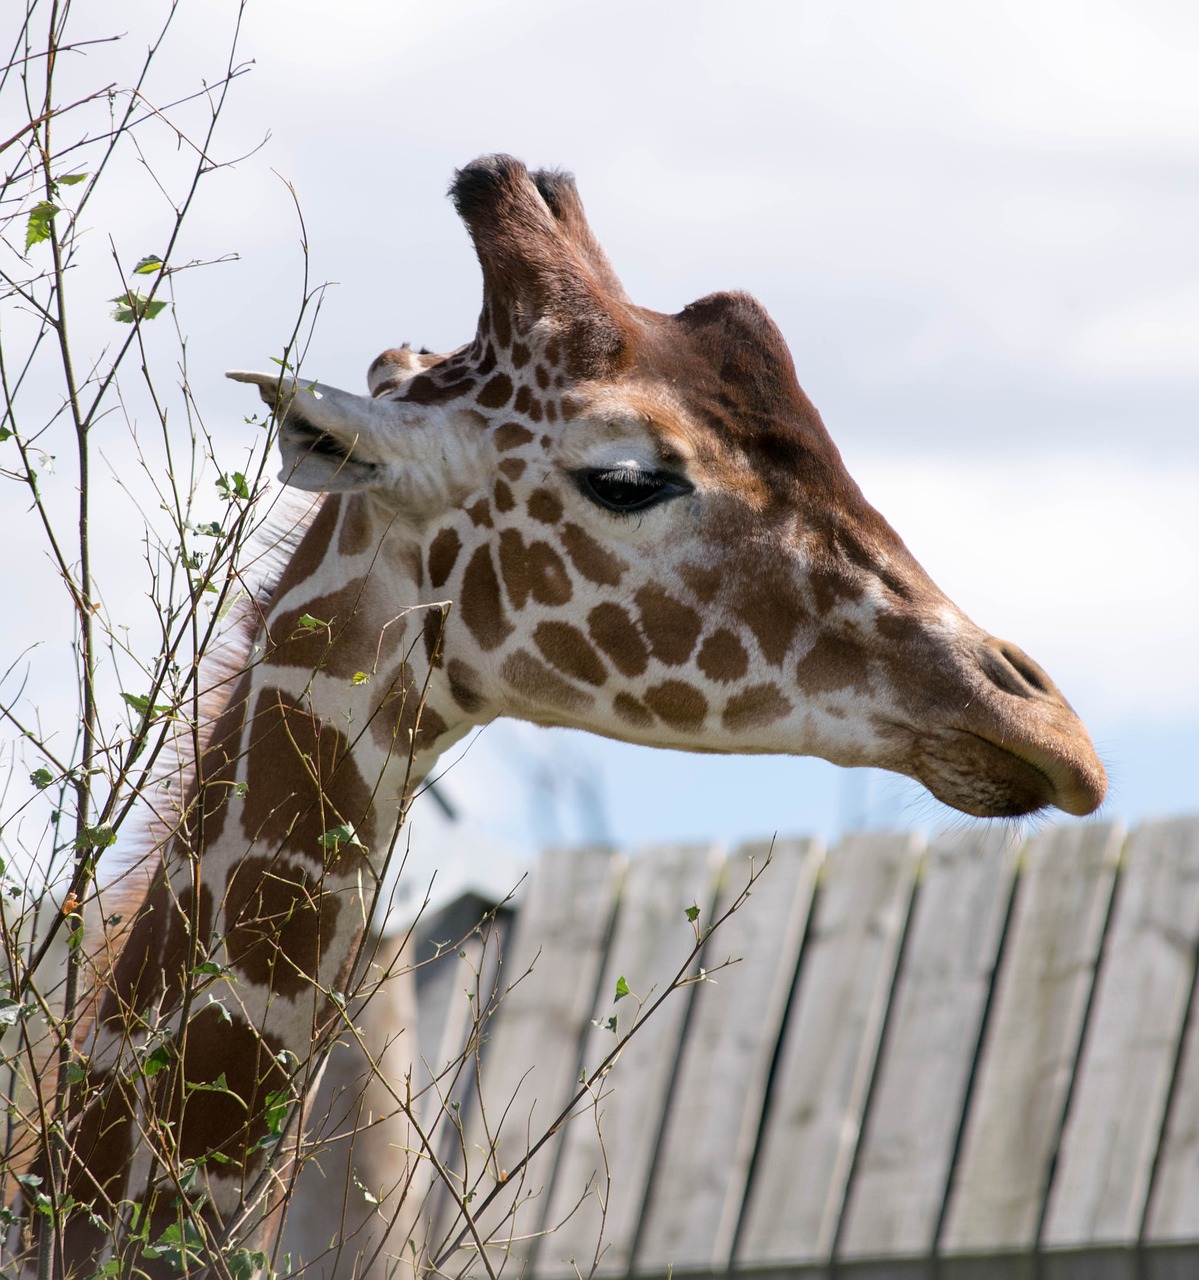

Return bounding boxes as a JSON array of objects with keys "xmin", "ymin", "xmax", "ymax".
[{"xmin": 8, "ymin": 154, "xmax": 1104, "ymax": 1279}]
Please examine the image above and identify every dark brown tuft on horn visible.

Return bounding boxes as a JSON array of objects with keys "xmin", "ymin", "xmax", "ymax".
[{"xmin": 449, "ymin": 154, "xmax": 629, "ymax": 378}]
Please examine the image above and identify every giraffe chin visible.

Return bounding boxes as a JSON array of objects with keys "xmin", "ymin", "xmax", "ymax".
[{"xmin": 911, "ymin": 728, "xmax": 1107, "ymax": 820}]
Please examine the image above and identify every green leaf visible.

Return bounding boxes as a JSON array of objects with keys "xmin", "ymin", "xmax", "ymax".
[
  {"xmin": 67, "ymin": 925, "xmax": 84, "ymax": 953},
  {"xmin": 319, "ymin": 822, "xmax": 364, "ymax": 852},
  {"xmin": 192, "ymin": 520, "xmax": 222, "ymax": 537},
  {"xmin": 0, "ymin": 998, "xmax": 29, "ymax": 1027},
  {"xmin": 132, "ymin": 254, "xmax": 163, "ymax": 275},
  {"xmin": 227, "ymin": 1249, "xmax": 270, "ymax": 1280},
  {"xmin": 54, "ymin": 172, "xmax": 88, "ymax": 187},
  {"xmin": 191, "ymin": 960, "xmax": 227, "ymax": 978},
  {"xmin": 350, "ymin": 671, "xmax": 371, "ymax": 686},
  {"xmin": 216, "ymin": 471, "xmax": 250, "ymax": 501},
  {"xmin": 296, "ymin": 613, "xmax": 328, "ymax": 631},
  {"xmin": 30, "ymin": 767, "xmax": 54, "ymax": 790},
  {"xmin": 207, "ymin": 995, "xmax": 232, "ymax": 1024},
  {"xmin": 614, "ymin": 975, "xmax": 630, "ymax": 1003},
  {"xmin": 263, "ymin": 1088, "xmax": 289, "ymax": 1135},
  {"xmin": 0, "ymin": 427, "xmax": 12, "ymax": 442},
  {"xmin": 25, "ymin": 201, "xmax": 59, "ymax": 251},
  {"xmin": 186, "ymin": 1071, "xmax": 235, "ymax": 1095},
  {"xmin": 234, "ymin": 780, "xmax": 249, "ymax": 798},
  {"xmin": 74, "ymin": 823, "xmax": 116, "ymax": 851},
  {"xmin": 65, "ymin": 1060, "xmax": 87, "ymax": 1086},
  {"xmin": 110, "ymin": 291, "xmax": 167, "ymax": 323},
  {"xmin": 684, "ymin": 903, "xmax": 700, "ymax": 923},
  {"xmin": 121, "ymin": 690, "xmax": 171, "ymax": 719},
  {"xmin": 141, "ymin": 1042, "xmax": 172, "ymax": 1078},
  {"xmin": 14, "ymin": 1173, "xmax": 42, "ymax": 1189}
]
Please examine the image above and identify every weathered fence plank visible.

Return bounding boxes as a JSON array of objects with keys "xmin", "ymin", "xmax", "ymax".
[
  {"xmin": 939, "ymin": 821, "xmax": 1124, "ymax": 1255},
  {"xmin": 736, "ymin": 831, "xmax": 924, "ymax": 1268},
  {"xmin": 838, "ymin": 825, "xmax": 1021, "ymax": 1261},
  {"xmin": 412, "ymin": 892, "xmax": 513, "ymax": 1136},
  {"xmin": 1044, "ymin": 815, "xmax": 1199, "ymax": 1249},
  {"xmin": 1139, "ymin": 815, "xmax": 1199, "ymax": 1244},
  {"xmin": 634, "ymin": 837, "xmax": 824, "ymax": 1275},
  {"xmin": 429, "ymin": 845, "xmax": 625, "ymax": 1277},
  {"xmin": 532, "ymin": 842, "xmax": 725, "ymax": 1279}
]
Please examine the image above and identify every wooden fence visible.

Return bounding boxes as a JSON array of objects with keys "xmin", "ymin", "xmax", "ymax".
[{"xmin": 402, "ymin": 816, "xmax": 1199, "ymax": 1280}]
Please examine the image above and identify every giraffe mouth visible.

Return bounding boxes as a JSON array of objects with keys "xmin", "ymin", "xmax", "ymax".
[{"xmin": 910, "ymin": 726, "xmax": 1105, "ymax": 819}]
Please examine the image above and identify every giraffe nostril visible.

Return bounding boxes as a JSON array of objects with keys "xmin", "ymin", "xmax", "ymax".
[{"xmin": 981, "ymin": 639, "xmax": 1056, "ymax": 699}]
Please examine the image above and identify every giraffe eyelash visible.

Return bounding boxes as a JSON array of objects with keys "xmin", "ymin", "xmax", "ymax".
[{"xmin": 572, "ymin": 466, "xmax": 693, "ymax": 514}]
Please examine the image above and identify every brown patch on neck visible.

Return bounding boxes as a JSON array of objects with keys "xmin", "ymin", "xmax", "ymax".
[
  {"xmin": 560, "ymin": 522, "xmax": 626, "ymax": 586},
  {"xmin": 731, "ymin": 568, "xmax": 809, "ymax": 667},
  {"xmin": 461, "ymin": 545, "xmax": 514, "ymax": 651},
  {"xmin": 635, "ymin": 584, "xmax": 702, "ymax": 666},
  {"xmin": 501, "ymin": 649, "xmax": 595, "ymax": 715},
  {"xmin": 642, "ymin": 679, "xmax": 708, "ymax": 732},
  {"xmin": 239, "ymin": 687, "xmax": 373, "ymax": 864},
  {"xmin": 796, "ymin": 633, "xmax": 871, "ymax": 695}
]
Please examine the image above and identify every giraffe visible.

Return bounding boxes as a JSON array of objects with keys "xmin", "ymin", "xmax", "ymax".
[{"xmin": 6, "ymin": 154, "xmax": 1105, "ymax": 1279}]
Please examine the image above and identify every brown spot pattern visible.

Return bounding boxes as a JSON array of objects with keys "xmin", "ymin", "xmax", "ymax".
[
  {"xmin": 467, "ymin": 498, "xmax": 493, "ymax": 527},
  {"xmin": 500, "ymin": 457, "xmax": 527, "ymax": 480},
  {"xmin": 448, "ymin": 658, "xmax": 486, "ymax": 713},
  {"xmin": 223, "ymin": 853, "xmax": 340, "ymax": 995},
  {"xmin": 636, "ymin": 585, "xmax": 702, "ymax": 665},
  {"xmin": 514, "ymin": 385, "xmax": 533, "ymax": 415},
  {"xmin": 796, "ymin": 634, "xmax": 870, "ymax": 695},
  {"xmin": 500, "ymin": 529, "xmax": 573, "ymax": 609},
  {"xmin": 461, "ymin": 545, "xmax": 513, "ymax": 651},
  {"xmin": 534, "ymin": 621, "xmax": 607, "ymax": 686},
  {"xmin": 722, "ymin": 684, "xmax": 792, "ymax": 732},
  {"xmin": 478, "ymin": 373, "xmax": 513, "ymax": 408},
  {"xmin": 494, "ymin": 479, "xmax": 515, "ymax": 512},
  {"xmin": 528, "ymin": 488, "xmax": 564, "ymax": 524},
  {"xmin": 175, "ymin": 1005, "xmax": 290, "ymax": 1170},
  {"xmin": 733, "ymin": 572, "xmax": 808, "ymax": 666},
  {"xmin": 427, "ymin": 527, "xmax": 462, "ymax": 589},
  {"xmin": 511, "ymin": 341, "xmax": 531, "ymax": 367},
  {"xmin": 241, "ymin": 687, "xmax": 373, "ymax": 863},
  {"xmin": 495, "ymin": 422, "xmax": 534, "ymax": 450},
  {"xmin": 561, "ymin": 522, "xmax": 626, "ymax": 586},
  {"xmin": 588, "ymin": 603, "xmax": 649, "ymax": 677},
  {"xmin": 535, "ymin": 364, "xmax": 550, "ymax": 390},
  {"xmin": 402, "ymin": 373, "xmax": 475, "ymax": 405},
  {"xmin": 613, "ymin": 692, "xmax": 654, "ymax": 728},
  {"xmin": 501, "ymin": 650, "xmax": 594, "ymax": 714},
  {"xmin": 643, "ymin": 680, "xmax": 708, "ymax": 732},
  {"xmin": 337, "ymin": 495, "xmax": 376, "ymax": 557},
  {"xmin": 698, "ymin": 629, "xmax": 750, "ymax": 683},
  {"xmin": 269, "ymin": 579, "xmax": 369, "ymax": 679},
  {"xmin": 680, "ymin": 562, "xmax": 722, "ymax": 604},
  {"xmin": 423, "ymin": 607, "xmax": 447, "ymax": 666}
]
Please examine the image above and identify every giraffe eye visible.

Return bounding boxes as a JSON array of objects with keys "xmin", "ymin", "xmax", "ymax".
[{"xmin": 575, "ymin": 467, "xmax": 692, "ymax": 514}]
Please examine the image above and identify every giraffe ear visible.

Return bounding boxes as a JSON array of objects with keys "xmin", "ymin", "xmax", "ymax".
[
  {"xmin": 451, "ymin": 154, "xmax": 628, "ymax": 375},
  {"xmin": 226, "ymin": 370, "xmax": 455, "ymax": 496}
]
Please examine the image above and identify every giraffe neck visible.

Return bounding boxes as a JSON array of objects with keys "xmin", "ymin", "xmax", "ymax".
[{"xmin": 60, "ymin": 493, "xmax": 468, "ymax": 1267}]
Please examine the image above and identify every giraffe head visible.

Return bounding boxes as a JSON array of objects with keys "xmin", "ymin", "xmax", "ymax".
[{"xmin": 230, "ymin": 155, "xmax": 1105, "ymax": 819}]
